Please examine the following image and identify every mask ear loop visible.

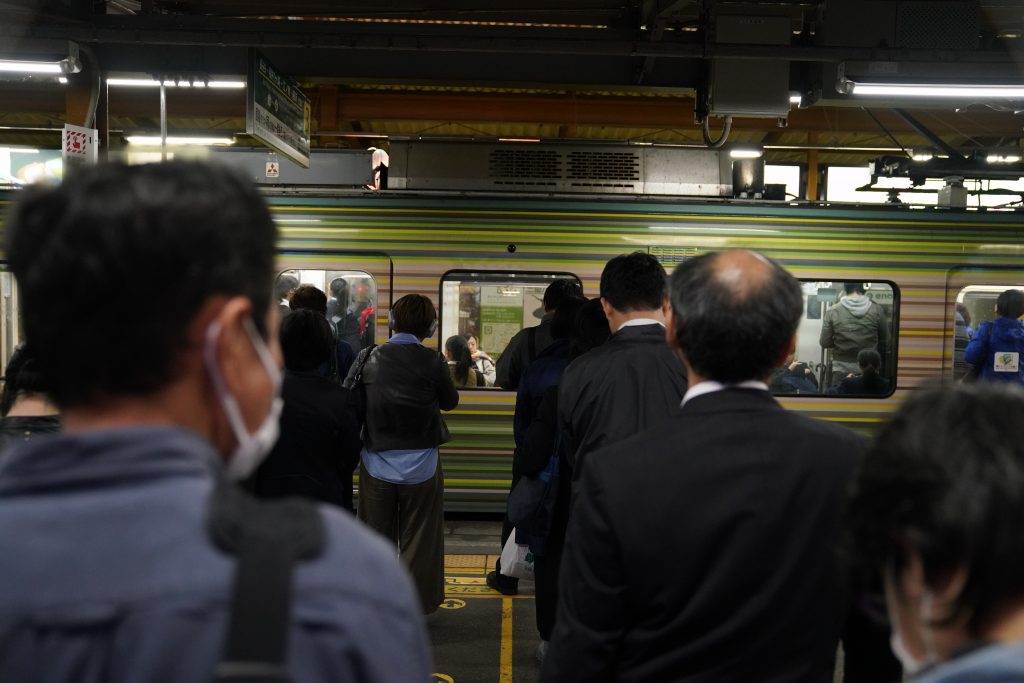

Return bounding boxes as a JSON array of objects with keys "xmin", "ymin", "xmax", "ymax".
[{"xmin": 203, "ymin": 319, "xmax": 251, "ymax": 444}]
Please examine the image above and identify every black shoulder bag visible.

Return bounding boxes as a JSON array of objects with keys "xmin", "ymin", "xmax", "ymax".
[{"xmin": 207, "ymin": 482, "xmax": 325, "ymax": 683}]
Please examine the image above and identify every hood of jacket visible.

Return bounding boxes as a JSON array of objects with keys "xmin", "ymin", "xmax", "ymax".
[
  {"xmin": 840, "ymin": 294, "xmax": 874, "ymax": 317},
  {"xmin": 989, "ymin": 316, "xmax": 1024, "ymax": 345}
]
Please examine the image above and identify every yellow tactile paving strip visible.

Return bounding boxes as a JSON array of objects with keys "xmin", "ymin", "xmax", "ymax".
[{"xmin": 444, "ymin": 554, "xmax": 532, "ymax": 599}]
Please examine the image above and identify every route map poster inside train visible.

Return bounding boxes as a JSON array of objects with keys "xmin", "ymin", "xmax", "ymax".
[{"xmin": 479, "ymin": 287, "xmax": 523, "ymax": 360}]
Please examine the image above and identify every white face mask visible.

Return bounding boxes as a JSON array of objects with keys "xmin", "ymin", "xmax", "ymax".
[
  {"xmin": 886, "ymin": 565, "xmax": 938, "ymax": 676},
  {"xmin": 203, "ymin": 317, "xmax": 283, "ymax": 480}
]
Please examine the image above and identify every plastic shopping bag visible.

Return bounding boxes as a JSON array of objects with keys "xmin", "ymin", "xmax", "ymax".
[{"xmin": 499, "ymin": 527, "xmax": 535, "ymax": 580}]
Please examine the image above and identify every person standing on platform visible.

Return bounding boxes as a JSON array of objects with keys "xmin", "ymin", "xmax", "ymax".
[
  {"xmin": 0, "ymin": 161, "xmax": 431, "ymax": 683},
  {"xmin": 558, "ymin": 251, "xmax": 687, "ymax": 480},
  {"xmin": 348, "ymin": 294, "xmax": 458, "ymax": 614},
  {"xmin": 495, "ymin": 278, "xmax": 582, "ymax": 390},
  {"xmin": 543, "ymin": 250, "xmax": 893, "ymax": 682}
]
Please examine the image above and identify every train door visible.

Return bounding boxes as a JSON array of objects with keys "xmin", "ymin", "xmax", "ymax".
[
  {"xmin": 274, "ymin": 253, "xmax": 393, "ymax": 351},
  {"xmin": 946, "ymin": 267, "xmax": 1024, "ymax": 381}
]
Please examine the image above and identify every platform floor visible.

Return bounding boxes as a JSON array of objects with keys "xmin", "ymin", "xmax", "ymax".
[
  {"xmin": 428, "ymin": 520, "xmax": 542, "ymax": 683},
  {"xmin": 429, "ymin": 520, "xmax": 850, "ymax": 683}
]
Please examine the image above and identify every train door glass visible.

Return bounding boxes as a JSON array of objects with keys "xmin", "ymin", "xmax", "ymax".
[
  {"xmin": 953, "ymin": 285, "xmax": 1024, "ymax": 381},
  {"xmin": 275, "ymin": 269, "xmax": 378, "ymax": 353},
  {"xmin": 773, "ymin": 280, "xmax": 898, "ymax": 397},
  {"xmin": 438, "ymin": 270, "xmax": 581, "ymax": 389},
  {"xmin": 0, "ymin": 271, "xmax": 20, "ymax": 377}
]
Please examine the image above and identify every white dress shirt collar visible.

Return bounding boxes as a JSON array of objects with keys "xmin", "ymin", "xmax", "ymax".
[
  {"xmin": 615, "ymin": 318, "xmax": 664, "ymax": 333},
  {"xmin": 680, "ymin": 380, "xmax": 770, "ymax": 407}
]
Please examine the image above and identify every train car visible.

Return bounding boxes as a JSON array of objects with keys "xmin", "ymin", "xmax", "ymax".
[{"xmin": 2, "ymin": 188, "xmax": 1023, "ymax": 512}]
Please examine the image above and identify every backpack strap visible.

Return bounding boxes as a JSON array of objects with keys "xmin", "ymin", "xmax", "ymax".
[{"xmin": 207, "ymin": 481, "xmax": 326, "ymax": 683}]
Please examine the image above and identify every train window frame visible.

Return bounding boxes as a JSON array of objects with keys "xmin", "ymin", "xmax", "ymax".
[
  {"xmin": 771, "ymin": 278, "xmax": 900, "ymax": 400},
  {"xmin": 274, "ymin": 268, "xmax": 379, "ymax": 350},
  {"xmin": 438, "ymin": 269, "xmax": 583, "ymax": 391},
  {"xmin": 953, "ymin": 284, "xmax": 1024, "ymax": 382}
]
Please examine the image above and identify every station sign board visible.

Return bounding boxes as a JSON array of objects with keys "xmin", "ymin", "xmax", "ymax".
[{"xmin": 246, "ymin": 49, "xmax": 311, "ymax": 168}]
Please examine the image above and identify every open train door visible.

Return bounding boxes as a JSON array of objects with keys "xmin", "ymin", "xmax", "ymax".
[{"xmin": 274, "ymin": 251, "xmax": 393, "ymax": 350}]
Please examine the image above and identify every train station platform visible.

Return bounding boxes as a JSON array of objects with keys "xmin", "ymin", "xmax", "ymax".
[{"xmin": 429, "ymin": 520, "xmax": 542, "ymax": 683}]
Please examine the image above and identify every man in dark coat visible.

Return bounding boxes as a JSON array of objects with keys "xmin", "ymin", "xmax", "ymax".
[
  {"xmin": 558, "ymin": 251, "xmax": 687, "ymax": 479},
  {"xmin": 250, "ymin": 309, "xmax": 362, "ymax": 511},
  {"xmin": 542, "ymin": 250, "xmax": 896, "ymax": 683}
]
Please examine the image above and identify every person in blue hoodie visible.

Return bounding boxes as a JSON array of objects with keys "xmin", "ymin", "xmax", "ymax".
[{"xmin": 964, "ymin": 288, "xmax": 1024, "ymax": 384}]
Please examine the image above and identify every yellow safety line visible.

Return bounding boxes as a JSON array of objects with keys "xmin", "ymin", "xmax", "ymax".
[{"xmin": 500, "ymin": 597, "xmax": 514, "ymax": 683}]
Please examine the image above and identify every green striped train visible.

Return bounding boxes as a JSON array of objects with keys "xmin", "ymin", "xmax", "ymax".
[{"xmin": 2, "ymin": 189, "xmax": 1021, "ymax": 512}]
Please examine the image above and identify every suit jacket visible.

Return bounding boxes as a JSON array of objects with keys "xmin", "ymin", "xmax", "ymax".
[
  {"xmin": 542, "ymin": 388, "xmax": 866, "ymax": 683},
  {"xmin": 558, "ymin": 323, "xmax": 687, "ymax": 477}
]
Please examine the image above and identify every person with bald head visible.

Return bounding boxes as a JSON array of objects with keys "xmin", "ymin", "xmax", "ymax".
[{"xmin": 542, "ymin": 250, "xmax": 887, "ymax": 682}]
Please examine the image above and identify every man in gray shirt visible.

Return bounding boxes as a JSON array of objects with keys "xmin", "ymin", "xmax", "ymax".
[{"xmin": 0, "ymin": 161, "xmax": 432, "ymax": 682}]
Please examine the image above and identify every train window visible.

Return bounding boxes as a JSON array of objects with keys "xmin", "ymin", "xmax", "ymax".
[
  {"xmin": 772, "ymin": 280, "xmax": 898, "ymax": 398},
  {"xmin": 439, "ymin": 270, "xmax": 582, "ymax": 389},
  {"xmin": 275, "ymin": 269, "xmax": 378, "ymax": 352},
  {"xmin": 0, "ymin": 272, "xmax": 20, "ymax": 378},
  {"xmin": 953, "ymin": 285, "xmax": 1024, "ymax": 381}
]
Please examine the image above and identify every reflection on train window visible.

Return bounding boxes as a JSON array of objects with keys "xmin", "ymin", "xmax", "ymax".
[
  {"xmin": 439, "ymin": 270, "xmax": 581, "ymax": 389},
  {"xmin": 275, "ymin": 269, "xmax": 378, "ymax": 352},
  {"xmin": 0, "ymin": 272, "xmax": 20, "ymax": 378},
  {"xmin": 953, "ymin": 285, "xmax": 1024, "ymax": 382},
  {"xmin": 771, "ymin": 280, "xmax": 898, "ymax": 398}
]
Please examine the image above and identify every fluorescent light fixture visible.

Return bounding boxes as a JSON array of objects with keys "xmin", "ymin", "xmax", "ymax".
[
  {"xmin": 729, "ymin": 148, "xmax": 764, "ymax": 159},
  {"xmin": 789, "ymin": 93, "xmax": 803, "ymax": 105},
  {"xmin": 58, "ymin": 77, "xmax": 67, "ymax": 84},
  {"xmin": 126, "ymin": 136, "xmax": 234, "ymax": 146},
  {"xmin": 107, "ymin": 77, "xmax": 245, "ymax": 89},
  {"xmin": 848, "ymin": 82, "xmax": 1024, "ymax": 98},
  {"xmin": 0, "ymin": 59, "xmax": 63, "ymax": 74},
  {"xmin": 986, "ymin": 154, "xmax": 1022, "ymax": 164},
  {"xmin": 498, "ymin": 138, "xmax": 541, "ymax": 143},
  {"xmin": 0, "ymin": 147, "xmax": 40, "ymax": 154},
  {"xmin": 911, "ymin": 149, "xmax": 934, "ymax": 162}
]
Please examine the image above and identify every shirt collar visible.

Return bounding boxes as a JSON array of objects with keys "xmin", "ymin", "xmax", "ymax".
[
  {"xmin": 615, "ymin": 318, "xmax": 664, "ymax": 332},
  {"xmin": 681, "ymin": 380, "xmax": 769, "ymax": 407},
  {"xmin": 388, "ymin": 332, "xmax": 423, "ymax": 345}
]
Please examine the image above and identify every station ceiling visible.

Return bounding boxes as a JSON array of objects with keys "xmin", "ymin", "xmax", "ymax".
[{"xmin": 2, "ymin": 1, "xmax": 1024, "ymax": 165}]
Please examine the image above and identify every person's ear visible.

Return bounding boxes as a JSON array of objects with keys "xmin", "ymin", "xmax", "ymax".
[
  {"xmin": 664, "ymin": 307, "xmax": 681, "ymax": 351},
  {"xmin": 206, "ymin": 297, "xmax": 258, "ymax": 398},
  {"xmin": 774, "ymin": 335, "xmax": 798, "ymax": 368},
  {"xmin": 600, "ymin": 297, "xmax": 613, "ymax": 320},
  {"xmin": 662, "ymin": 295, "xmax": 671, "ymax": 318}
]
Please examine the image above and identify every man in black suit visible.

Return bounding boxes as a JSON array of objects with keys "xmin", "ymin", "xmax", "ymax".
[
  {"xmin": 542, "ymin": 250, "xmax": 884, "ymax": 682},
  {"xmin": 558, "ymin": 251, "xmax": 688, "ymax": 479}
]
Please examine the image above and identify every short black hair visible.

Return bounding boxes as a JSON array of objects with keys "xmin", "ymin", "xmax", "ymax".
[
  {"xmin": 844, "ymin": 282, "xmax": 866, "ymax": 296},
  {"xmin": 445, "ymin": 334, "xmax": 473, "ymax": 385},
  {"xmin": 542, "ymin": 278, "xmax": 583, "ymax": 311},
  {"xmin": 551, "ymin": 296, "xmax": 586, "ymax": 340},
  {"xmin": 997, "ymin": 288, "xmax": 1024, "ymax": 319},
  {"xmin": 328, "ymin": 278, "xmax": 348, "ymax": 301},
  {"xmin": 847, "ymin": 383, "xmax": 1024, "ymax": 635},
  {"xmin": 1, "ymin": 344, "xmax": 51, "ymax": 417},
  {"xmin": 570, "ymin": 298, "xmax": 612, "ymax": 361},
  {"xmin": 289, "ymin": 284, "xmax": 328, "ymax": 316},
  {"xmin": 857, "ymin": 348, "xmax": 881, "ymax": 371},
  {"xmin": 275, "ymin": 274, "xmax": 299, "ymax": 301},
  {"xmin": 600, "ymin": 252, "xmax": 667, "ymax": 312},
  {"xmin": 6, "ymin": 161, "xmax": 276, "ymax": 407},
  {"xmin": 392, "ymin": 294, "xmax": 436, "ymax": 338},
  {"xmin": 280, "ymin": 309, "xmax": 334, "ymax": 372},
  {"xmin": 669, "ymin": 251, "xmax": 803, "ymax": 383}
]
